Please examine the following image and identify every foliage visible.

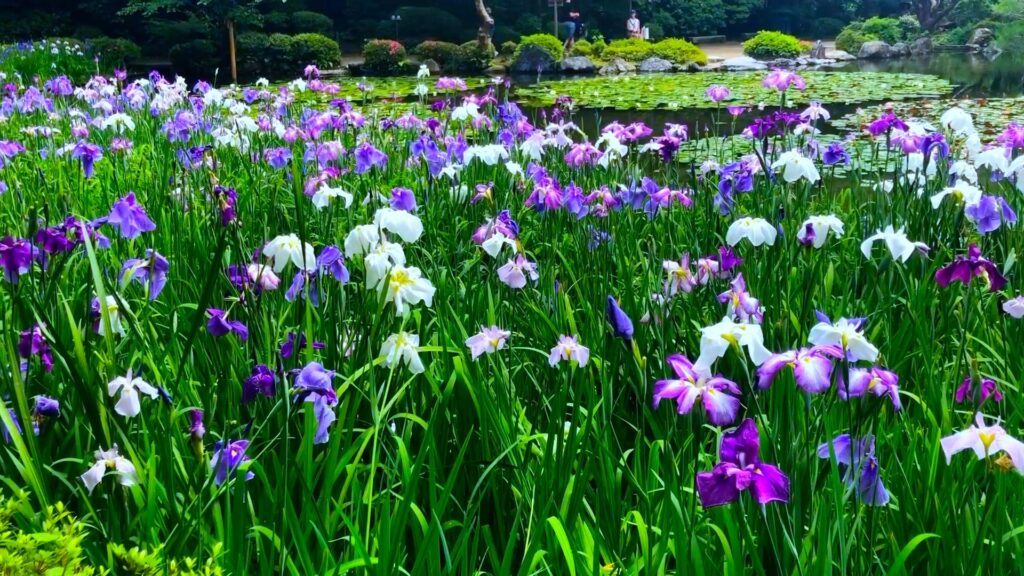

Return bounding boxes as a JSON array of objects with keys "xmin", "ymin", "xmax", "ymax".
[
  {"xmin": 861, "ymin": 16, "xmax": 904, "ymax": 43},
  {"xmin": 811, "ymin": 17, "xmax": 847, "ymax": 38},
  {"xmin": 0, "ymin": 38, "xmax": 94, "ymax": 83},
  {"xmin": 262, "ymin": 11, "xmax": 291, "ymax": 33},
  {"xmin": 362, "ymin": 39, "xmax": 407, "ymax": 75},
  {"xmin": 591, "ymin": 37, "xmax": 607, "ymax": 56},
  {"xmin": 650, "ymin": 38, "xmax": 709, "ymax": 65},
  {"xmin": 0, "ymin": 495, "xmax": 96, "ymax": 575},
  {"xmin": 499, "ymin": 40, "xmax": 518, "ymax": 56},
  {"xmin": 266, "ymin": 33, "xmax": 297, "ymax": 74},
  {"xmin": 142, "ymin": 16, "xmax": 211, "ymax": 57},
  {"xmin": 996, "ymin": 20, "xmax": 1024, "ymax": 53},
  {"xmin": 88, "ymin": 36, "xmax": 142, "ymax": 67},
  {"xmin": 289, "ymin": 33, "xmax": 341, "ymax": 69},
  {"xmin": 235, "ymin": 31, "xmax": 272, "ymax": 78},
  {"xmin": 290, "ymin": 11, "xmax": 334, "ymax": 35},
  {"xmin": 0, "ymin": 10, "xmax": 73, "ymax": 42},
  {"xmin": 513, "ymin": 33, "xmax": 563, "ymax": 62},
  {"xmin": 570, "ymin": 39, "xmax": 594, "ymax": 57},
  {"xmin": 454, "ymin": 41, "xmax": 494, "ymax": 73},
  {"xmin": 391, "ymin": 6, "xmax": 467, "ymax": 44},
  {"xmin": 603, "ymin": 38, "xmax": 654, "ymax": 62},
  {"xmin": 836, "ymin": 25, "xmax": 879, "ymax": 53},
  {"xmin": 169, "ymin": 39, "xmax": 219, "ymax": 81},
  {"xmin": 516, "ymin": 71, "xmax": 953, "ymax": 110},
  {"xmin": 742, "ymin": 30, "xmax": 804, "ymax": 59},
  {"xmin": 412, "ymin": 41, "xmax": 462, "ymax": 69}
]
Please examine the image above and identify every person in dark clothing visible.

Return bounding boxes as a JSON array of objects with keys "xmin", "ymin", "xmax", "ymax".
[{"xmin": 564, "ymin": 10, "xmax": 581, "ymax": 50}]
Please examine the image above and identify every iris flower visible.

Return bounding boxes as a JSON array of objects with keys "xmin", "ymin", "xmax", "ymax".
[
  {"xmin": 548, "ymin": 335, "xmax": 590, "ymax": 368},
  {"xmin": 1004, "ymin": 295, "xmax": 1024, "ymax": 318},
  {"xmin": 717, "ymin": 274, "xmax": 764, "ymax": 324},
  {"xmin": 384, "ymin": 265, "xmax": 436, "ymax": 316},
  {"xmin": 941, "ymin": 413, "xmax": 1024, "ymax": 474},
  {"xmin": 796, "ymin": 215, "xmax": 844, "ymax": 248},
  {"xmin": 652, "ymin": 354, "xmax": 741, "ymax": 426},
  {"xmin": 860, "ymin": 225, "xmax": 928, "ymax": 263},
  {"xmin": 104, "ymin": 192, "xmax": 156, "ymax": 239},
  {"xmin": 211, "ymin": 440, "xmax": 255, "ymax": 485},
  {"xmin": 465, "ymin": 326, "xmax": 511, "ymax": 360},
  {"xmin": 108, "ymin": 370, "xmax": 158, "ymax": 417},
  {"xmin": 663, "ymin": 254, "xmax": 698, "ymax": 296},
  {"xmin": 808, "ymin": 315, "xmax": 878, "ymax": 362},
  {"xmin": 206, "ymin": 308, "xmax": 249, "ymax": 341},
  {"xmin": 18, "ymin": 324, "xmax": 53, "ymax": 373},
  {"xmin": 726, "ymin": 217, "xmax": 777, "ymax": 247},
  {"xmin": 955, "ymin": 375, "xmax": 1003, "ymax": 405},
  {"xmin": 757, "ymin": 345, "xmax": 843, "ymax": 393},
  {"xmin": 695, "ymin": 419, "xmax": 790, "ymax": 508},
  {"xmin": 606, "ymin": 296, "xmax": 634, "ymax": 341},
  {"xmin": 243, "ymin": 364, "xmax": 276, "ymax": 404},
  {"xmin": 934, "ymin": 244, "xmax": 1007, "ymax": 292},
  {"xmin": 92, "ymin": 295, "xmax": 129, "ymax": 337},
  {"xmin": 263, "ymin": 234, "xmax": 317, "ymax": 273},
  {"xmin": 380, "ymin": 332, "xmax": 425, "ymax": 374},
  {"xmin": 497, "ymin": 253, "xmax": 539, "ymax": 289},
  {"xmin": 840, "ymin": 366, "xmax": 902, "ymax": 411},
  {"xmin": 694, "ymin": 317, "xmax": 772, "ymax": 372},
  {"xmin": 771, "ymin": 150, "xmax": 820, "ymax": 184},
  {"xmin": 119, "ymin": 249, "xmax": 169, "ymax": 301},
  {"xmin": 81, "ymin": 445, "xmax": 138, "ymax": 494},
  {"xmin": 817, "ymin": 435, "xmax": 890, "ymax": 505}
]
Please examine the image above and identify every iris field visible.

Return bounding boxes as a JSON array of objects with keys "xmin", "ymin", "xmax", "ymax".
[{"xmin": 2, "ymin": 45, "xmax": 1024, "ymax": 574}]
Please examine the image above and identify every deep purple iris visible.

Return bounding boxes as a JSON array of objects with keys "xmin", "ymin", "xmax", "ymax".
[
  {"xmin": 119, "ymin": 249, "xmax": 169, "ymax": 301},
  {"xmin": 206, "ymin": 308, "xmax": 249, "ymax": 341},
  {"xmin": 18, "ymin": 324, "xmax": 53, "ymax": 372},
  {"xmin": 0, "ymin": 236, "xmax": 33, "ymax": 283},
  {"xmin": 817, "ymin": 434, "xmax": 889, "ymax": 506},
  {"xmin": 822, "ymin": 142, "xmax": 849, "ymax": 166},
  {"xmin": 606, "ymin": 296, "xmax": 634, "ymax": 341},
  {"xmin": 695, "ymin": 419, "xmax": 790, "ymax": 508},
  {"xmin": 934, "ymin": 244, "xmax": 1008, "ymax": 292},
  {"xmin": 70, "ymin": 142, "xmax": 103, "ymax": 178},
  {"xmin": 211, "ymin": 439, "xmax": 254, "ymax": 485},
  {"xmin": 354, "ymin": 141, "xmax": 388, "ymax": 174},
  {"xmin": 243, "ymin": 364, "xmax": 276, "ymax": 404},
  {"xmin": 104, "ymin": 192, "xmax": 156, "ymax": 239},
  {"xmin": 212, "ymin": 185, "xmax": 238, "ymax": 226},
  {"xmin": 281, "ymin": 332, "xmax": 326, "ymax": 360}
]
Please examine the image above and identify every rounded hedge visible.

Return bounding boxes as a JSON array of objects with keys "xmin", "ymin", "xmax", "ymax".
[
  {"xmin": 362, "ymin": 39, "xmax": 407, "ymax": 76},
  {"xmin": 412, "ymin": 41, "xmax": 461, "ymax": 69},
  {"xmin": 742, "ymin": 30, "xmax": 803, "ymax": 59},
  {"xmin": 602, "ymin": 38, "xmax": 652, "ymax": 62},
  {"xmin": 290, "ymin": 32, "xmax": 342, "ymax": 68},
  {"xmin": 291, "ymin": 11, "xmax": 334, "ymax": 35},
  {"xmin": 235, "ymin": 31, "xmax": 271, "ymax": 79},
  {"xmin": 570, "ymin": 39, "xmax": 594, "ymax": 57},
  {"xmin": 455, "ymin": 41, "xmax": 494, "ymax": 73},
  {"xmin": 835, "ymin": 27, "xmax": 878, "ymax": 54},
  {"xmin": 650, "ymin": 38, "xmax": 708, "ymax": 65},
  {"xmin": 513, "ymin": 34, "xmax": 563, "ymax": 62}
]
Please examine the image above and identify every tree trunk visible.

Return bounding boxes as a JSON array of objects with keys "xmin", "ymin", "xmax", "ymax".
[
  {"xmin": 916, "ymin": 0, "xmax": 964, "ymax": 32},
  {"xmin": 227, "ymin": 17, "xmax": 238, "ymax": 84},
  {"xmin": 474, "ymin": 0, "xmax": 494, "ymax": 51}
]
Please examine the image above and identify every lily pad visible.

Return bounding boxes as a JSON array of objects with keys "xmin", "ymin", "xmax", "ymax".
[{"xmin": 833, "ymin": 96, "xmax": 1024, "ymax": 140}]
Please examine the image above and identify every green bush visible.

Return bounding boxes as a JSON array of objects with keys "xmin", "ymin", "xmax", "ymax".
[
  {"xmin": 514, "ymin": 14, "xmax": 543, "ymax": 36},
  {"xmin": 266, "ymin": 33, "xmax": 297, "ymax": 74},
  {"xmin": 0, "ymin": 10, "xmax": 72, "ymax": 42},
  {"xmin": 603, "ymin": 38, "xmax": 653, "ymax": 62},
  {"xmin": 500, "ymin": 40, "xmax": 518, "ymax": 56},
  {"xmin": 898, "ymin": 15, "xmax": 921, "ymax": 40},
  {"xmin": 362, "ymin": 39, "xmax": 407, "ymax": 75},
  {"xmin": 169, "ymin": 39, "xmax": 220, "ymax": 81},
  {"xmin": 394, "ymin": 6, "xmax": 465, "ymax": 44},
  {"xmin": 290, "ymin": 33, "xmax": 342, "ymax": 68},
  {"xmin": 861, "ymin": 17, "xmax": 903, "ymax": 44},
  {"xmin": 144, "ymin": 17, "xmax": 211, "ymax": 57},
  {"xmin": 454, "ymin": 41, "xmax": 495, "ymax": 73},
  {"xmin": 513, "ymin": 33, "xmax": 564, "ymax": 62},
  {"xmin": 591, "ymin": 37, "xmax": 607, "ymax": 56},
  {"xmin": 997, "ymin": 20, "xmax": 1024, "ymax": 53},
  {"xmin": 651, "ymin": 38, "xmax": 708, "ymax": 65},
  {"xmin": 493, "ymin": 26, "xmax": 519, "ymax": 45},
  {"xmin": 412, "ymin": 41, "xmax": 461, "ymax": 69},
  {"xmin": 235, "ymin": 31, "xmax": 271, "ymax": 78},
  {"xmin": 742, "ymin": 30, "xmax": 803, "ymax": 59},
  {"xmin": 570, "ymin": 39, "xmax": 594, "ymax": 57},
  {"xmin": 835, "ymin": 26, "xmax": 878, "ymax": 54},
  {"xmin": 291, "ymin": 11, "xmax": 334, "ymax": 35},
  {"xmin": 88, "ymin": 36, "xmax": 141, "ymax": 67},
  {"xmin": 263, "ymin": 11, "xmax": 291, "ymax": 33},
  {"xmin": 811, "ymin": 17, "xmax": 846, "ymax": 38}
]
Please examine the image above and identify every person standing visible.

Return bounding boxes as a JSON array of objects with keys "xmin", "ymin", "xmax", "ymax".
[
  {"xmin": 564, "ymin": 9, "xmax": 581, "ymax": 50},
  {"xmin": 626, "ymin": 10, "xmax": 641, "ymax": 39}
]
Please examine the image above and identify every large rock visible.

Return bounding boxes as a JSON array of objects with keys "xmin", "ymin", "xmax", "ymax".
[
  {"xmin": 559, "ymin": 55, "xmax": 597, "ymax": 74},
  {"xmin": 510, "ymin": 44, "xmax": 557, "ymax": 74},
  {"xmin": 858, "ymin": 40, "xmax": 893, "ymax": 59},
  {"xmin": 638, "ymin": 57, "xmax": 674, "ymax": 73},
  {"xmin": 969, "ymin": 28, "xmax": 995, "ymax": 47},
  {"xmin": 809, "ymin": 40, "xmax": 827, "ymax": 59},
  {"xmin": 827, "ymin": 49, "xmax": 857, "ymax": 61},
  {"xmin": 598, "ymin": 57, "xmax": 636, "ymax": 75},
  {"xmin": 421, "ymin": 58, "xmax": 440, "ymax": 74},
  {"xmin": 721, "ymin": 55, "xmax": 767, "ymax": 70},
  {"xmin": 891, "ymin": 42, "xmax": 911, "ymax": 57},
  {"xmin": 910, "ymin": 37, "xmax": 933, "ymax": 55}
]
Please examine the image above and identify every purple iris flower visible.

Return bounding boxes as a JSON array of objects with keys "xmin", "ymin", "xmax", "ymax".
[
  {"xmin": 840, "ymin": 366, "xmax": 902, "ymax": 411},
  {"xmin": 706, "ymin": 84, "xmax": 731, "ymax": 103},
  {"xmin": 34, "ymin": 395, "xmax": 60, "ymax": 419},
  {"xmin": 281, "ymin": 332, "xmax": 327, "ymax": 360},
  {"xmin": 524, "ymin": 179, "xmax": 563, "ymax": 212},
  {"xmin": 867, "ymin": 113, "xmax": 908, "ymax": 137},
  {"xmin": 563, "ymin": 183, "xmax": 589, "ymax": 219},
  {"xmin": 1, "ymin": 409, "xmax": 22, "ymax": 443},
  {"xmin": 0, "ymin": 236, "xmax": 33, "ymax": 283},
  {"xmin": 564, "ymin": 142, "xmax": 603, "ymax": 168},
  {"xmin": 292, "ymin": 361, "xmax": 338, "ymax": 444},
  {"xmin": 756, "ymin": 345, "xmax": 843, "ymax": 393},
  {"xmin": 44, "ymin": 75, "xmax": 73, "ymax": 96},
  {"xmin": 955, "ymin": 374, "xmax": 1003, "ymax": 405},
  {"xmin": 243, "ymin": 364, "xmax": 276, "ymax": 404},
  {"xmin": 934, "ymin": 244, "xmax": 1008, "ymax": 292},
  {"xmin": 696, "ymin": 419, "xmax": 790, "ymax": 508},
  {"xmin": 389, "ymin": 187, "xmax": 417, "ymax": 212},
  {"xmin": 471, "ymin": 211, "xmax": 520, "ymax": 245},
  {"xmin": 70, "ymin": 142, "xmax": 103, "ymax": 178},
  {"xmin": 965, "ymin": 195, "xmax": 1016, "ymax": 234},
  {"xmin": 189, "ymin": 409, "xmax": 206, "ymax": 440},
  {"xmin": 163, "ymin": 110, "xmax": 197, "ymax": 142},
  {"xmin": 763, "ymin": 69, "xmax": 806, "ymax": 92},
  {"xmin": 817, "ymin": 434, "xmax": 889, "ymax": 506},
  {"xmin": 18, "ymin": 324, "xmax": 53, "ymax": 372},
  {"xmin": 264, "ymin": 147, "xmax": 292, "ymax": 170},
  {"xmin": 354, "ymin": 141, "xmax": 388, "ymax": 174},
  {"xmin": 715, "ymin": 162, "xmax": 754, "ymax": 215},
  {"xmin": 0, "ymin": 140, "xmax": 25, "ymax": 168},
  {"xmin": 206, "ymin": 309, "xmax": 249, "ymax": 341},
  {"xmin": 716, "ymin": 274, "xmax": 763, "ymax": 324},
  {"xmin": 822, "ymin": 142, "xmax": 849, "ymax": 166},
  {"xmin": 210, "ymin": 439, "xmax": 254, "ymax": 485},
  {"xmin": 104, "ymin": 192, "xmax": 156, "ymax": 239},
  {"xmin": 286, "ymin": 246, "xmax": 349, "ymax": 304},
  {"xmin": 652, "ymin": 354, "xmax": 741, "ymax": 426},
  {"xmin": 119, "ymin": 249, "xmax": 169, "ymax": 300},
  {"xmin": 606, "ymin": 296, "xmax": 634, "ymax": 341},
  {"xmin": 212, "ymin": 186, "xmax": 238, "ymax": 226}
]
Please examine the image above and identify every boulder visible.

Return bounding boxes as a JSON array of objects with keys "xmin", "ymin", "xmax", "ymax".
[
  {"xmin": 827, "ymin": 49, "xmax": 857, "ymax": 61},
  {"xmin": 721, "ymin": 55, "xmax": 767, "ymax": 70},
  {"xmin": 510, "ymin": 44, "xmax": 557, "ymax": 74},
  {"xmin": 421, "ymin": 58, "xmax": 440, "ymax": 74},
  {"xmin": 598, "ymin": 58, "xmax": 636, "ymax": 75},
  {"xmin": 891, "ymin": 42, "xmax": 911, "ymax": 57},
  {"xmin": 638, "ymin": 57, "xmax": 674, "ymax": 73},
  {"xmin": 809, "ymin": 40, "xmax": 827, "ymax": 59},
  {"xmin": 559, "ymin": 55, "xmax": 597, "ymax": 74},
  {"xmin": 969, "ymin": 28, "xmax": 995, "ymax": 47},
  {"xmin": 910, "ymin": 37, "xmax": 933, "ymax": 55},
  {"xmin": 858, "ymin": 40, "xmax": 893, "ymax": 59}
]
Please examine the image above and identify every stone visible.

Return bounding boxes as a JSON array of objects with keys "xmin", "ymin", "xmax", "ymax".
[
  {"xmin": 421, "ymin": 59, "xmax": 440, "ymax": 74},
  {"xmin": 858, "ymin": 40, "xmax": 893, "ymax": 60},
  {"xmin": 910, "ymin": 37, "xmax": 933, "ymax": 55},
  {"xmin": 827, "ymin": 49, "xmax": 857, "ymax": 61},
  {"xmin": 809, "ymin": 40, "xmax": 827, "ymax": 59},
  {"xmin": 598, "ymin": 58, "xmax": 636, "ymax": 75},
  {"xmin": 559, "ymin": 55, "xmax": 597, "ymax": 74},
  {"xmin": 969, "ymin": 27, "xmax": 995, "ymax": 47},
  {"xmin": 638, "ymin": 57, "xmax": 674, "ymax": 73},
  {"xmin": 721, "ymin": 55, "xmax": 767, "ymax": 70},
  {"xmin": 891, "ymin": 42, "xmax": 911, "ymax": 57},
  {"xmin": 510, "ymin": 44, "xmax": 557, "ymax": 74}
]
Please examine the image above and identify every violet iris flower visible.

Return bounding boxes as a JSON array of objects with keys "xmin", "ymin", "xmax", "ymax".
[
  {"xmin": 206, "ymin": 309, "xmax": 249, "ymax": 341},
  {"xmin": 822, "ymin": 142, "xmax": 849, "ymax": 166},
  {"xmin": 18, "ymin": 324, "xmax": 53, "ymax": 372},
  {"xmin": 212, "ymin": 186, "xmax": 238, "ymax": 226},
  {"xmin": 210, "ymin": 439, "xmax": 254, "ymax": 485},
  {"xmin": 70, "ymin": 142, "xmax": 103, "ymax": 178},
  {"xmin": 119, "ymin": 249, "xmax": 169, "ymax": 300},
  {"xmin": 292, "ymin": 361, "xmax": 338, "ymax": 444},
  {"xmin": 390, "ymin": 187, "xmax": 417, "ymax": 212},
  {"xmin": 281, "ymin": 332, "xmax": 326, "ymax": 359},
  {"xmin": 652, "ymin": 354, "xmax": 741, "ymax": 426},
  {"xmin": 756, "ymin": 345, "xmax": 843, "ymax": 393},
  {"xmin": 817, "ymin": 434, "xmax": 890, "ymax": 506},
  {"xmin": 0, "ymin": 236, "xmax": 33, "ymax": 283},
  {"xmin": 354, "ymin": 141, "xmax": 388, "ymax": 174},
  {"xmin": 264, "ymin": 147, "xmax": 292, "ymax": 169},
  {"xmin": 243, "ymin": 364, "xmax": 276, "ymax": 404},
  {"xmin": 606, "ymin": 296, "xmax": 634, "ymax": 341},
  {"xmin": 763, "ymin": 69, "xmax": 806, "ymax": 92},
  {"xmin": 471, "ymin": 211, "xmax": 520, "ymax": 245},
  {"xmin": 840, "ymin": 366, "xmax": 902, "ymax": 411},
  {"xmin": 965, "ymin": 195, "xmax": 1016, "ymax": 234},
  {"xmin": 104, "ymin": 192, "xmax": 156, "ymax": 239},
  {"xmin": 955, "ymin": 375, "xmax": 1003, "ymax": 405},
  {"xmin": 934, "ymin": 244, "xmax": 1008, "ymax": 292},
  {"xmin": 34, "ymin": 395, "xmax": 60, "ymax": 419},
  {"xmin": 717, "ymin": 273, "xmax": 763, "ymax": 324},
  {"xmin": 706, "ymin": 85, "xmax": 731, "ymax": 103},
  {"xmin": 695, "ymin": 419, "xmax": 790, "ymax": 508},
  {"xmin": 189, "ymin": 409, "xmax": 206, "ymax": 440}
]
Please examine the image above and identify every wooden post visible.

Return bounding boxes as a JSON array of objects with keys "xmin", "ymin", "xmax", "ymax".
[{"xmin": 227, "ymin": 17, "xmax": 237, "ymax": 84}]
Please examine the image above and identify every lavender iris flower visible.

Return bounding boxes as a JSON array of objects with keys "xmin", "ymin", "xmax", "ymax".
[
  {"xmin": 104, "ymin": 192, "xmax": 156, "ymax": 239},
  {"xmin": 934, "ymin": 244, "xmax": 1008, "ymax": 292},
  {"xmin": 354, "ymin": 141, "xmax": 388, "ymax": 174},
  {"xmin": 264, "ymin": 147, "xmax": 292, "ymax": 170},
  {"xmin": 70, "ymin": 142, "xmax": 103, "ymax": 178},
  {"xmin": 652, "ymin": 354, "xmax": 741, "ymax": 426},
  {"xmin": 243, "ymin": 364, "xmax": 276, "ymax": 404},
  {"xmin": 119, "ymin": 249, "xmax": 169, "ymax": 300},
  {"xmin": 817, "ymin": 434, "xmax": 890, "ymax": 506},
  {"xmin": 695, "ymin": 419, "xmax": 790, "ymax": 508},
  {"xmin": 390, "ymin": 187, "xmax": 417, "ymax": 212},
  {"xmin": 34, "ymin": 395, "xmax": 60, "ymax": 419},
  {"xmin": 606, "ymin": 296, "xmax": 634, "ymax": 341},
  {"xmin": 0, "ymin": 236, "xmax": 33, "ymax": 283},
  {"xmin": 206, "ymin": 309, "xmax": 249, "ymax": 341},
  {"xmin": 955, "ymin": 374, "xmax": 1003, "ymax": 405},
  {"xmin": 292, "ymin": 362, "xmax": 338, "ymax": 444},
  {"xmin": 18, "ymin": 324, "xmax": 53, "ymax": 372},
  {"xmin": 840, "ymin": 366, "xmax": 902, "ymax": 411},
  {"xmin": 964, "ymin": 195, "xmax": 1016, "ymax": 234},
  {"xmin": 756, "ymin": 345, "xmax": 843, "ymax": 393},
  {"xmin": 210, "ymin": 439, "xmax": 254, "ymax": 485}
]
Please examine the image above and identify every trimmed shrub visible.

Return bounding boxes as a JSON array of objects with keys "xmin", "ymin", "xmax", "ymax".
[
  {"xmin": 236, "ymin": 31, "xmax": 271, "ymax": 78},
  {"xmin": 263, "ymin": 11, "xmax": 292, "ymax": 33},
  {"xmin": 88, "ymin": 37, "xmax": 141, "ymax": 67},
  {"xmin": 861, "ymin": 17, "xmax": 903, "ymax": 44},
  {"xmin": 602, "ymin": 38, "xmax": 653, "ymax": 62},
  {"xmin": 267, "ymin": 33, "xmax": 298, "ymax": 75},
  {"xmin": 290, "ymin": 33, "xmax": 342, "ymax": 68},
  {"xmin": 835, "ymin": 26, "xmax": 878, "ymax": 54},
  {"xmin": 742, "ymin": 30, "xmax": 803, "ymax": 59},
  {"xmin": 145, "ymin": 17, "xmax": 211, "ymax": 57},
  {"xmin": 412, "ymin": 41, "xmax": 461, "ymax": 69},
  {"xmin": 454, "ymin": 41, "xmax": 494, "ymax": 73},
  {"xmin": 591, "ymin": 37, "xmax": 607, "ymax": 57},
  {"xmin": 898, "ymin": 15, "xmax": 921, "ymax": 40},
  {"xmin": 292, "ymin": 11, "xmax": 334, "ymax": 35},
  {"xmin": 513, "ymin": 33, "xmax": 563, "ymax": 62},
  {"xmin": 500, "ymin": 40, "xmax": 518, "ymax": 56},
  {"xmin": 169, "ymin": 39, "xmax": 219, "ymax": 81},
  {"xmin": 651, "ymin": 38, "xmax": 708, "ymax": 65},
  {"xmin": 570, "ymin": 39, "xmax": 594, "ymax": 57},
  {"xmin": 363, "ymin": 39, "xmax": 407, "ymax": 75}
]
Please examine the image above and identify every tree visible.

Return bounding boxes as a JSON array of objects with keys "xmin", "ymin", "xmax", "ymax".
[
  {"xmin": 913, "ymin": 0, "xmax": 965, "ymax": 30},
  {"xmin": 475, "ymin": 0, "xmax": 495, "ymax": 49}
]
